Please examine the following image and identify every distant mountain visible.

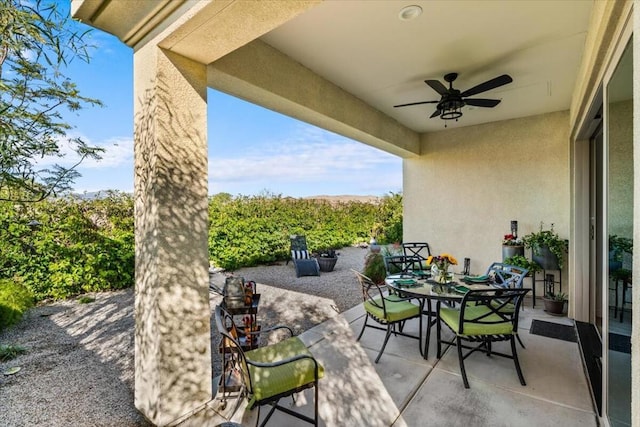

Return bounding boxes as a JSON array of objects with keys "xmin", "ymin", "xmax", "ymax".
[{"xmin": 304, "ymin": 195, "xmax": 381, "ymax": 204}]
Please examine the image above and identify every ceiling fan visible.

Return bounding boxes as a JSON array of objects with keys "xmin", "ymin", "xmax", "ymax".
[{"xmin": 393, "ymin": 72, "xmax": 513, "ymax": 122}]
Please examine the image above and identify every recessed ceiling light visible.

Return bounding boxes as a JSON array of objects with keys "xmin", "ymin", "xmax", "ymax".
[{"xmin": 399, "ymin": 5, "xmax": 423, "ymax": 21}]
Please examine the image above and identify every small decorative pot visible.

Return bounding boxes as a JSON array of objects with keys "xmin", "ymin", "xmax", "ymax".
[{"xmin": 502, "ymin": 245, "xmax": 524, "ymax": 261}]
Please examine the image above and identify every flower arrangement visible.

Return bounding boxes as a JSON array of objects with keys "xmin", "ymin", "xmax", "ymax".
[
  {"xmin": 502, "ymin": 234, "xmax": 523, "ymax": 246},
  {"xmin": 427, "ymin": 253, "xmax": 458, "ymax": 270},
  {"xmin": 427, "ymin": 253, "xmax": 458, "ymax": 283}
]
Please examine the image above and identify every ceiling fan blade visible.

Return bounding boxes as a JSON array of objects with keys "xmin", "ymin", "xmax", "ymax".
[
  {"xmin": 393, "ymin": 100, "xmax": 439, "ymax": 108},
  {"xmin": 460, "ymin": 74, "xmax": 513, "ymax": 98},
  {"xmin": 425, "ymin": 79, "xmax": 448, "ymax": 96},
  {"xmin": 429, "ymin": 109, "xmax": 441, "ymax": 118},
  {"xmin": 464, "ymin": 98, "xmax": 501, "ymax": 108}
]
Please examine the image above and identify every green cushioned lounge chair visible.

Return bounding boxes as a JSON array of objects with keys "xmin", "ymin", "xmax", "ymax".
[
  {"xmin": 353, "ymin": 270, "xmax": 423, "ymax": 363},
  {"xmin": 436, "ymin": 288, "xmax": 530, "ymax": 388},
  {"xmin": 215, "ymin": 306, "xmax": 323, "ymax": 426}
]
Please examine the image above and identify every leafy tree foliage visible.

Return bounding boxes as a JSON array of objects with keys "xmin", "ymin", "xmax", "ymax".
[
  {"xmin": 0, "ymin": 0, "xmax": 103, "ymax": 202},
  {"xmin": 0, "ymin": 192, "xmax": 134, "ymax": 301},
  {"xmin": 0, "ymin": 192, "xmax": 401, "ymax": 302},
  {"xmin": 208, "ymin": 193, "xmax": 402, "ymax": 270}
]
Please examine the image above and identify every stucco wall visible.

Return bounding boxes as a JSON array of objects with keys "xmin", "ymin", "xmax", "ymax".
[{"xmin": 404, "ymin": 111, "xmax": 570, "ymax": 289}]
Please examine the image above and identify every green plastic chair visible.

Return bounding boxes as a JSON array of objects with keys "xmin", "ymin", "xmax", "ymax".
[
  {"xmin": 353, "ymin": 270, "xmax": 423, "ymax": 363},
  {"xmin": 436, "ymin": 288, "xmax": 530, "ymax": 388},
  {"xmin": 215, "ymin": 305, "xmax": 324, "ymax": 426}
]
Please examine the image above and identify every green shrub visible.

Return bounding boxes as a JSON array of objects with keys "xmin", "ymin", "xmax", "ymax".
[
  {"xmin": 0, "ymin": 279, "xmax": 34, "ymax": 331},
  {"xmin": 207, "ymin": 193, "xmax": 395, "ymax": 270},
  {"xmin": 0, "ymin": 344, "xmax": 27, "ymax": 362},
  {"xmin": 0, "ymin": 192, "xmax": 134, "ymax": 302}
]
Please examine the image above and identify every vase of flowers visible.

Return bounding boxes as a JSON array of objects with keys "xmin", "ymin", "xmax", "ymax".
[
  {"xmin": 502, "ymin": 234, "xmax": 524, "ymax": 260},
  {"xmin": 427, "ymin": 253, "xmax": 458, "ymax": 283}
]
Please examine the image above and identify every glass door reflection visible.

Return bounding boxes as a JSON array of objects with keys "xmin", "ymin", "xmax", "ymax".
[{"xmin": 606, "ymin": 37, "xmax": 632, "ymax": 427}]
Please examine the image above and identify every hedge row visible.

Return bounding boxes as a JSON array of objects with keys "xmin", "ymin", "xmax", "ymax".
[{"xmin": 0, "ymin": 192, "xmax": 402, "ymax": 304}]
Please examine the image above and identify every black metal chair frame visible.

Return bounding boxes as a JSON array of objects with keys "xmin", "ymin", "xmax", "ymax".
[
  {"xmin": 215, "ymin": 305, "xmax": 321, "ymax": 426},
  {"xmin": 436, "ymin": 288, "xmax": 530, "ymax": 389},
  {"xmin": 353, "ymin": 270, "xmax": 424, "ymax": 362},
  {"xmin": 402, "ymin": 242, "xmax": 432, "ymax": 263},
  {"xmin": 383, "ymin": 254, "xmax": 422, "ymax": 276}
]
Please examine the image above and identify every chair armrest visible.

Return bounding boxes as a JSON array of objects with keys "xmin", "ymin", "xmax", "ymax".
[
  {"xmin": 256, "ymin": 324, "xmax": 294, "ymax": 337},
  {"xmin": 246, "ymin": 353, "xmax": 321, "ymax": 379}
]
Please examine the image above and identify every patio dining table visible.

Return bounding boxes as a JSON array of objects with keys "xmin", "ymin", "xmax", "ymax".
[{"xmin": 385, "ymin": 273, "xmax": 498, "ymax": 359}]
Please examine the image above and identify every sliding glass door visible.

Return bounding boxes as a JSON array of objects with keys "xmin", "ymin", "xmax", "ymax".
[{"xmin": 606, "ymin": 37, "xmax": 633, "ymax": 427}]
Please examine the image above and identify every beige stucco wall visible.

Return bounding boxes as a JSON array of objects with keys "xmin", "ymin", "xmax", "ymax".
[{"xmin": 404, "ymin": 111, "xmax": 570, "ymax": 297}]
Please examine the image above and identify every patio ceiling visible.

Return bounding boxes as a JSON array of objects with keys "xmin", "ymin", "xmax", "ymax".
[
  {"xmin": 73, "ymin": 0, "xmax": 594, "ymax": 134},
  {"xmin": 258, "ymin": 1, "xmax": 594, "ymax": 133}
]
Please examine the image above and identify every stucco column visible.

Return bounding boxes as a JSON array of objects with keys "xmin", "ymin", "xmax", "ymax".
[
  {"xmin": 632, "ymin": 2, "xmax": 639, "ymax": 423},
  {"xmin": 133, "ymin": 45, "xmax": 210, "ymax": 426}
]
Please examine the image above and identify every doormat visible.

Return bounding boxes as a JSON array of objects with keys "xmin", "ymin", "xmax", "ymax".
[
  {"xmin": 609, "ymin": 333, "xmax": 631, "ymax": 354},
  {"xmin": 529, "ymin": 319, "xmax": 577, "ymax": 342}
]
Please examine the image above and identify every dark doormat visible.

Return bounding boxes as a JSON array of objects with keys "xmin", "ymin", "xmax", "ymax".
[
  {"xmin": 529, "ymin": 319, "xmax": 577, "ymax": 342},
  {"xmin": 609, "ymin": 333, "xmax": 631, "ymax": 354}
]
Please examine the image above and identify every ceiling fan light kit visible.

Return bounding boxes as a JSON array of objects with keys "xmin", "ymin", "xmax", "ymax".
[{"xmin": 394, "ymin": 72, "xmax": 513, "ymax": 126}]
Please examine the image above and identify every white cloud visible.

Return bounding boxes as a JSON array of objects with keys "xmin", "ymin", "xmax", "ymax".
[
  {"xmin": 36, "ymin": 134, "xmax": 133, "ymax": 169},
  {"xmin": 209, "ymin": 125, "xmax": 400, "ymax": 185}
]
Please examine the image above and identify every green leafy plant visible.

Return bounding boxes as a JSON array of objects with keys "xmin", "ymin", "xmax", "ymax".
[
  {"xmin": 362, "ymin": 251, "xmax": 387, "ymax": 285},
  {"xmin": 77, "ymin": 296, "xmax": 95, "ymax": 304},
  {"xmin": 502, "ymin": 255, "xmax": 541, "ymax": 274},
  {"xmin": 0, "ymin": 344, "xmax": 26, "ymax": 362},
  {"xmin": 545, "ymin": 291, "xmax": 567, "ymax": 302},
  {"xmin": 0, "ymin": 279, "xmax": 34, "ymax": 331},
  {"xmin": 522, "ymin": 222, "xmax": 568, "ymax": 269}
]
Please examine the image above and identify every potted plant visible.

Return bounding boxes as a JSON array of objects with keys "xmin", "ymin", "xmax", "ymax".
[
  {"xmin": 543, "ymin": 291, "xmax": 567, "ymax": 316},
  {"xmin": 312, "ymin": 247, "xmax": 339, "ymax": 272},
  {"xmin": 522, "ymin": 222, "xmax": 568, "ymax": 270},
  {"xmin": 502, "ymin": 233, "xmax": 524, "ymax": 260},
  {"xmin": 502, "ymin": 254, "xmax": 541, "ymax": 276}
]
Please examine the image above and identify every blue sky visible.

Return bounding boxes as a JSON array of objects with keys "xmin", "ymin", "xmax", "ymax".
[{"xmin": 57, "ymin": 14, "xmax": 402, "ymax": 198}]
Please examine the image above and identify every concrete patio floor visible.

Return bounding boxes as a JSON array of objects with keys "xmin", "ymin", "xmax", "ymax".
[{"xmin": 179, "ymin": 300, "xmax": 599, "ymax": 426}]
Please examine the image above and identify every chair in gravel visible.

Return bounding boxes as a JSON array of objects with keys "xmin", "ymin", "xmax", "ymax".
[
  {"xmin": 353, "ymin": 270, "xmax": 423, "ymax": 363},
  {"xmin": 287, "ymin": 235, "xmax": 320, "ymax": 277},
  {"xmin": 215, "ymin": 305, "xmax": 324, "ymax": 426}
]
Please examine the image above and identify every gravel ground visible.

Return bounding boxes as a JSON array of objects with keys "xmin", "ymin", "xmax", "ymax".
[{"xmin": 0, "ymin": 246, "xmax": 370, "ymax": 426}]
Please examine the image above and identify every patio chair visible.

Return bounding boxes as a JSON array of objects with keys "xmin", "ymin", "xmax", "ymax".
[
  {"xmin": 436, "ymin": 288, "xmax": 530, "ymax": 388},
  {"xmin": 402, "ymin": 242, "xmax": 432, "ymax": 266},
  {"xmin": 287, "ymin": 235, "xmax": 320, "ymax": 277},
  {"xmin": 215, "ymin": 305, "xmax": 323, "ymax": 426},
  {"xmin": 485, "ymin": 262, "xmax": 529, "ymax": 290},
  {"xmin": 353, "ymin": 270, "xmax": 423, "ymax": 363},
  {"xmin": 383, "ymin": 255, "xmax": 422, "ymax": 277}
]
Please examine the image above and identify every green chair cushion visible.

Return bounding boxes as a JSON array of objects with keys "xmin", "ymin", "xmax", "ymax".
[
  {"xmin": 245, "ymin": 336, "xmax": 323, "ymax": 407},
  {"xmin": 364, "ymin": 297, "xmax": 420, "ymax": 322},
  {"xmin": 490, "ymin": 300, "xmax": 516, "ymax": 313},
  {"xmin": 440, "ymin": 305, "xmax": 513, "ymax": 336}
]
